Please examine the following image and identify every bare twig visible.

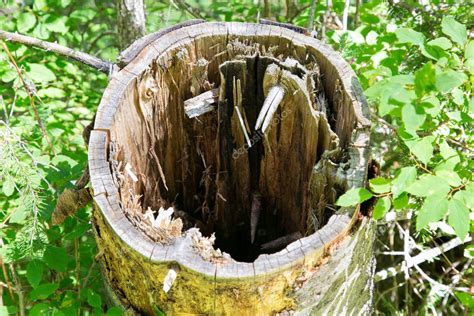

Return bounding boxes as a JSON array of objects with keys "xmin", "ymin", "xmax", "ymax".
[
  {"xmin": 0, "ymin": 30, "xmax": 112, "ymax": 73},
  {"xmin": 0, "ymin": 253, "xmax": 15, "ymax": 304},
  {"xmin": 88, "ymin": 31, "xmax": 116, "ymax": 53},
  {"xmin": 1, "ymin": 41, "xmax": 56, "ymax": 154},
  {"xmin": 375, "ymin": 236, "xmax": 472, "ymax": 282},
  {"xmin": 171, "ymin": 0, "xmax": 205, "ymax": 19}
]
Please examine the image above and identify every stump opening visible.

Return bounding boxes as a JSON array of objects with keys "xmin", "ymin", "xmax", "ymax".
[
  {"xmin": 90, "ymin": 22, "xmax": 372, "ymax": 315},
  {"xmin": 111, "ymin": 36, "xmax": 345, "ymax": 262}
]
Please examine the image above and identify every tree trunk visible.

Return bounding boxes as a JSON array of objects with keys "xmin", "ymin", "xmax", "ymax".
[
  {"xmin": 89, "ymin": 21, "xmax": 373, "ymax": 315},
  {"xmin": 116, "ymin": 0, "xmax": 146, "ymax": 50}
]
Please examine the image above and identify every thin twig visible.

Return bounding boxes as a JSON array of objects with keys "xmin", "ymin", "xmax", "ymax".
[
  {"xmin": 1, "ymin": 41, "xmax": 56, "ymax": 154},
  {"xmin": 171, "ymin": 0, "xmax": 205, "ymax": 19},
  {"xmin": 0, "ymin": 30, "xmax": 112, "ymax": 73},
  {"xmin": 81, "ymin": 260, "xmax": 96, "ymax": 290},
  {"xmin": 88, "ymin": 31, "xmax": 116, "ymax": 54},
  {"xmin": 288, "ymin": 4, "xmax": 311, "ymax": 23},
  {"xmin": 0, "ymin": 254, "xmax": 15, "ymax": 304}
]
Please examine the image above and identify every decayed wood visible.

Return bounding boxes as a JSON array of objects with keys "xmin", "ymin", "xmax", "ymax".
[
  {"xmin": 184, "ymin": 88, "xmax": 218, "ymax": 118},
  {"xmin": 89, "ymin": 22, "xmax": 372, "ymax": 315}
]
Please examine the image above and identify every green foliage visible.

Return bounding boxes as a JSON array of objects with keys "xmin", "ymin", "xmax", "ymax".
[
  {"xmin": 336, "ymin": 13, "xmax": 472, "ymax": 241},
  {"xmin": 1, "ymin": 1, "xmax": 111, "ymax": 314},
  {"xmin": 332, "ymin": 3, "xmax": 472, "ymax": 313},
  {"xmin": 1, "ymin": 0, "xmax": 472, "ymax": 315}
]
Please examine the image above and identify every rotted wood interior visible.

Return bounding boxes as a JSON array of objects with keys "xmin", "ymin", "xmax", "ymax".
[
  {"xmin": 90, "ymin": 22, "xmax": 371, "ymax": 315},
  {"xmin": 108, "ymin": 29, "xmax": 350, "ymax": 262}
]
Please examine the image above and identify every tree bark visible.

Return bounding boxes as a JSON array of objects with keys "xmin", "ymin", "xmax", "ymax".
[
  {"xmin": 89, "ymin": 21, "xmax": 373, "ymax": 315},
  {"xmin": 116, "ymin": 0, "xmax": 146, "ymax": 50}
]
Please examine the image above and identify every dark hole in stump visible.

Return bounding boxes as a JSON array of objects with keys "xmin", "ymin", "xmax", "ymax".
[{"xmin": 116, "ymin": 39, "xmax": 344, "ymax": 262}]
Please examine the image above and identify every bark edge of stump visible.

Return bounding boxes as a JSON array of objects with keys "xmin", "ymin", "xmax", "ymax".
[{"xmin": 89, "ymin": 21, "xmax": 373, "ymax": 315}]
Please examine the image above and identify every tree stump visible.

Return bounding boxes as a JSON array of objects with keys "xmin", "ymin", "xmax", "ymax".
[{"xmin": 89, "ymin": 21, "xmax": 372, "ymax": 315}]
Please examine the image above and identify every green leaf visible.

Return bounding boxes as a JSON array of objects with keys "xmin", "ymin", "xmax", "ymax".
[
  {"xmin": 37, "ymin": 87, "xmax": 65, "ymax": 99},
  {"xmin": 407, "ymin": 175, "xmax": 451, "ymax": 197},
  {"xmin": 9, "ymin": 208, "xmax": 28, "ymax": 224},
  {"xmin": 45, "ymin": 16, "xmax": 69, "ymax": 34},
  {"xmin": 26, "ymin": 260, "xmax": 44, "ymax": 288},
  {"xmin": 435, "ymin": 170, "xmax": 462, "ymax": 187},
  {"xmin": 414, "ymin": 62, "xmax": 436, "ymax": 96},
  {"xmin": 448, "ymin": 198, "xmax": 470, "ymax": 240},
  {"xmin": 392, "ymin": 167, "xmax": 417, "ymax": 198},
  {"xmin": 373, "ymin": 197, "xmax": 391, "ymax": 220},
  {"xmin": 451, "ymin": 88, "xmax": 464, "ymax": 105},
  {"xmin": 29, "ymin": 303, "xmax": 50, "ymax": 316},
  {"xmin": 428, "ymin": 37, "xmax": 452, "ymax": 50},
  {"xmin": 405, "ymin": 136, "xmax": 434, "ymax": 165},
  {"xmin": 441, "ymin": 16, "xmax": 467, "ymax": 46},
  {"xmin": 465, "ymin": 40, "xmax": 474, "ymax": 59},
  {"xmin": 435, "ymin": 141, "xmax": 460, "ymax": 172},
  {"xmin": 393, "ymin": 193, "xmax": 409, "ymax": 210},
  {"xmin": 453, "ymin": 190, "xmax": 474, "ymax": 210},
  {"xmin": 106, "ymin": 307, "xmax": 124, "ymax": 316},
  {"xmin": 29, "ymin": 283, "xmax": 59, "ymax": 300},
  {"xmin": 17, "ymin": 13, "xmax": 37, "ymax": 33},
  {"xmin": 87, "ymin": 289, "xmax": 102, "ymax": 308},
  {"xmin": 435, "ymin": 69, "xmax": 467, "ymax": 93},
  {"xmin": 335, "ymin": 188, "xmax": 373, "ymax": 207},
  {"xmin": 416, "ymin": 196, "xmax": 448, "ymax": 231},
  {"xmin": 64, "ymin": 223, "xmax": 90, "ymax": 240},
  {"xmin": 43, "ymin": 246, "xmax": 69, "ymax": 272},
  {"xmin": 395, "ymin": 28, "xmax": 425, "ymax": 46},
  {"xmin": 420, "ymin": 44, "xmax": 448, "ymax": 61},
  {"xmin": 455, "ymin": 292, "xmax": 474, "ymax": 309},
  {"xmin": 369, "ymin": 177, "xmax": 391, "ymax": 194},
  {"xmin": 3, "ymin": 178, "xmax": 15, "ymax": 197},
  {"xmin": 402, "ymin": 104, "xmax": 426, "ymax": 136},
  {"xmin": 420, "ymin": 94, "xmax": 441, "ymax": 117},
  {"xmin": 27, "ymin": 64, "xmax": 56, "ymax": 82},
  {"xmin": 465, "ymin": 245, "xmax": 474, "ymax": 259}
]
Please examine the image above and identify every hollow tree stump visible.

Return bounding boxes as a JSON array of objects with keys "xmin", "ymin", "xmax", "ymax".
[{"xmin": 89, "ymin": 21, "xmax": 372, "ymax": 315}]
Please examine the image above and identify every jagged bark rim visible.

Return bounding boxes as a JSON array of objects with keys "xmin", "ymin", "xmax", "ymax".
[{"xmin": 88, "ymin": 21, "xmax": 371, "ymax": 279}]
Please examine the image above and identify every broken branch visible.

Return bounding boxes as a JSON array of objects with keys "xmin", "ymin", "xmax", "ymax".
[{"xmin": 0, "ymin": 30, "xmax": 112, "ymax": 73}]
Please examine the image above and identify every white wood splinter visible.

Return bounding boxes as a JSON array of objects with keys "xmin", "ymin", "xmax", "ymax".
[
  {"xmin": 184, "ymin": 88, "xmax": 219, "ymax": 118},
  {"xmin": 255, "ymin": 85, "xmax": 285, "ymax": 133}
]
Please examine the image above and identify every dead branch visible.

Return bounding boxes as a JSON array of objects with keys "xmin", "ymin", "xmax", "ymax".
[
  {"xmin": 375, "ymin": 236, "xmax": 472, "ymax": 282},
  {"xmin": 0, "ymin": 30, "xmax": 112, "ymax": 73}
]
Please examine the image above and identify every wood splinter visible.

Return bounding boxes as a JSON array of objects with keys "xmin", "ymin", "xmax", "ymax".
[
  {"xmin": 255, "ymin": 85, "xmax": 285, "ymax": 133},
  {"xmin": 184, "ymin": 88, "xmax": 219, "ymax": 118}
]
